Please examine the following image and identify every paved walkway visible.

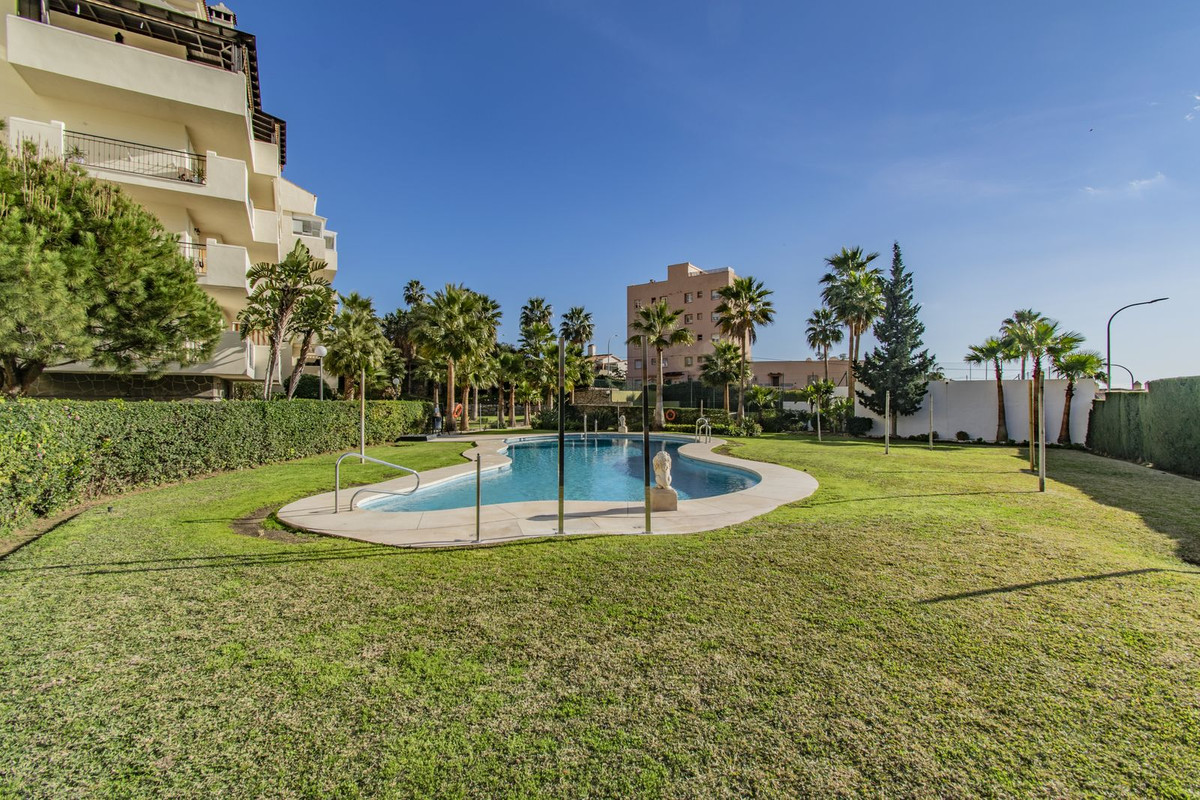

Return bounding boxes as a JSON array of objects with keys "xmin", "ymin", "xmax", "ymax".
[{"xmin": 276, "ymin": 434, "xmax": 818, "ymax": 548}]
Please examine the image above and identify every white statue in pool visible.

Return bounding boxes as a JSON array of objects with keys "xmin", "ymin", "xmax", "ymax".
[{"xmin": 653, "ymin": 450, "xmax": 673, "ymax": 490}]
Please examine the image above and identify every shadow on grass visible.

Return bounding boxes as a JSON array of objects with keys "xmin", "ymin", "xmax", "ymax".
[
  {"xmin": 919, "ymin": 567, "xmax": 1199, "ymax": 604},
  {"xmin": 1030, "ymin": 448, "xmax": 1200, "ymax": 565}
]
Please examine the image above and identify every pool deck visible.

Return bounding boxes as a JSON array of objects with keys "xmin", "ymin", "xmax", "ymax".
[{"xmin": 276, "ymin": 434, "xmax": 818, "ymax": 548}]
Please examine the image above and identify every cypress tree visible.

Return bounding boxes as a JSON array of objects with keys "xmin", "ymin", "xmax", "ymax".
[{"xmin": 856, "ymin": 241, "xmax": 937, "ymax": 433}]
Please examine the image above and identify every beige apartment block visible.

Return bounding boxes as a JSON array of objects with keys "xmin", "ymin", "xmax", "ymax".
[
  {"xmin": 2, "ymin": 0, "xmax": 337, "ymax": 399},
  {"xmin": 749, "ymin": 359, "xmax": 853, "ymax": 390},
  {"xmin": 626, "ymin": 262, "xmax": 740, "ymax": 387}
]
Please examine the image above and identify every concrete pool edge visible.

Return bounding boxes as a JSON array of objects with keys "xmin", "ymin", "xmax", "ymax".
[{"xmin": 275, "ymin": 434, "xmax": 818, "ymax": 548}]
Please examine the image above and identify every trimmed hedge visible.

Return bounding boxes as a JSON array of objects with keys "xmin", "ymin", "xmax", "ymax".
[
  {"xmin": 1087, "ymin": 377, "xmax": 1200, "ymax": 477},
  {"xmin": 0, "ymin": 399, "xmax": 432, "ymax": 535}
]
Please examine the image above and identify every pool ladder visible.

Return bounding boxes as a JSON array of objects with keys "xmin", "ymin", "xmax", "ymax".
[
  {"xmin": 695, "ymin": 417, "xmax": 712, "ymax": 443},
  {"xmin": 333, "ymin": 452, "xmax": 421, "ymax": 512}
]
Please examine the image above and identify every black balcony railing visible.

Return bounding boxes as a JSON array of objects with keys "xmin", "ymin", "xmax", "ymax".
[
  {"xmin": 179, "ymin": 242, "xmax": 207, "ymax": 275},
  {"xmin": 64, "ymin": 130, "xmax": 207, "ymax": 185}
]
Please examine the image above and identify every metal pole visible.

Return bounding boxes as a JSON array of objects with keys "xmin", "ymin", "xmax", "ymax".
[
  {"xmin": 928, "ymin": 390, "xmax": 933, "ymax": 450},
  {"xmin": 558, "ymin": 337, "xmax": 566, "ymax": 534},
  {"xmin": 359, "ymin": 367, "xmax": 366, "ymax": 464},
  {"xmin": 583, "ymin": 411, "xmax": 587, "ymax": 442},
  {"xmin": 816, "ymin": 400, "xmax": 822, "ymax": 442},
  {"xmin": 1038, "ymin": 377, "xmax": 1046, "ymax": 492},
  {"xmin": 642, "ymin": 338, "xmax": 651, "ymax": 533},
  {"xmin": 318, "ymin": 358, "xmax": 324, "ymax": 401},
  {"xmin": 1107, "ymin": 297, "xmax": 1168, "ymax": 394},
  {"xmin": 475, "ymin": 453, "xmax": 482, "ymax": 542},
  {"xmin": 885, "ymin": 390, "xmax": 890, "ymax": 454}
]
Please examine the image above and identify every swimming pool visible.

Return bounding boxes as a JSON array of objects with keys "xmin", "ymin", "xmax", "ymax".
[{"xmin": 362, "ymin": 435, "xmax": 760, "ymax": 512}]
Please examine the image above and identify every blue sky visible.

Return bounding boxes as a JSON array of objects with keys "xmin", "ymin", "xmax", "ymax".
[{"xmin": 244, "ymin": 1, "xmax": 1197, "ymax": 382}]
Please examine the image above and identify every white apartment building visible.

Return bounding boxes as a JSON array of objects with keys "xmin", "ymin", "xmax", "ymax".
[{"xmin": 1, "ymin": 0, "xmax": 337, "ymax": 399}]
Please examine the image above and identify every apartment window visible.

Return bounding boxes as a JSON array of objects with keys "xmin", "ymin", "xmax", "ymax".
[
  {"xmin": 685, "ymin": 357, "xmax": 693, "ymax": 367},
  {"xmin": 292, "ymin": 216, "xmax": 322, "ymax": 237},
  {"xmin": 711, "ymin": 290, "xmax": 721, "ymax": 300},
  {"xmin": 711, "ymin": 312, "xmax": 720, "ymax": 322},
  {"xmin": 323, "ymin": 233, "xmax": 337, "ymax": 250},
  {"xmin": 661, "ymin": 357, "xmax": 667, "ymax": 367},
  {"xmin": 634, "ymin": 359, "xmax": 642, "ymax": 369},
  {"xmin": 685, "ymin": 292, "xmax": 693, "ymax": 303},
  {"xmin": 633, "ymin": 299, "xmax": 642, "ymax": 309},
  {"xmin": 684, "ymin": 314, "xmax": 693, "ymax": 324},
  {"xmin": 698, "ymin": 355, "xmax": 708, "ymax": 363},
  {"xmin": 650, "ymin": 296, "xmax": 657, "ymax": 304}
]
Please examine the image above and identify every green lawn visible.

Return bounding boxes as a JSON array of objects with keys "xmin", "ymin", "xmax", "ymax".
[{"xmin": 1, "ymin": 437, "xmax": 1198, "ymax": 797}]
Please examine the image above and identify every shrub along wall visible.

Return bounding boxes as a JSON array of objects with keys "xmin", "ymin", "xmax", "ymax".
[
  {"xmin": 1087, "ymin": 376, "xmax": 1200, "ymax": 477},
  {"xmin": 0, "ymin": 399, "xmax": 432, "ymax": 535}
]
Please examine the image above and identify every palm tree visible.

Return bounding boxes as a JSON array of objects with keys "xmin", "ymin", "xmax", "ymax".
[
  {"xmin": 627, "ymin": 300, "xmax": 695, "ymax": 428},
  {"xmin": 403, "ymin": 279, "xmax": 426, "ymax": 308},
  {"xmin": 1052, "ymin": 349, "xmax": 1104, "ymax": 444},
  {"xmin": 700, "ymin": 338, "xmax": 745, "ymax": 413},
  {"xmin": 520, "ymin": 297, "xmax": 553, "ymax": 331},
  {"xmin": 323, "ymin": 295, "xmax": 389, "ymax": 459},
  {"xmin": 715, "ymin": 276, "xmax": 775, "ymax": 420},
  {"xmin": 1000, "ymin": 309, "xmax": 1044, "ymax": 380},
  {"xmin": 284, "ymin": 285, "xmax": 336, "ymax": 400},
  {"xmin": 519, "ymin": 320, "xmax": 556, "ymax": 409},
  {"xmin": 964, "ymin": 336, "xmax": 1014, "ymax": 441},
  {"xmin": 413, "ymin": 284, "xmax": 487, "ymax": 433},
  {"xmin": 745, "ymin": 384, "xmax": 777, "ymax": 421},
  {"xmin": 497, "ymin": 346, "xmax": 524, "ymax": 427},
  {"xmin": 238, "ymin": 240, "xmax": 329, "ymax": 399},
  {"xmin": 805, "ymin": 307, "xmax": 843, "ymax": 381},
  {"xmin": 820, "ymin": 248, "xmax": 882, "ymax": 412},
  {"xmin": 1009, "ymin": 319, "xmax": 1083, "ymax": 461},
  {"xmin": 559, "ymin": 306, "xmax": 595, "ymax": 347}
]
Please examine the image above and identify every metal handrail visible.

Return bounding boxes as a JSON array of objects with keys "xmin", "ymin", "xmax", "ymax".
[
  {"xmin": 348, "ymin": 487, "xmax": 414, "ymax": 510},
  {"xmin": 695, "ymin": 417, "xmax": 712, "ymax": 443},
  {"xmin": 64, "ymin": 130, "xmax": 207, "ymax": 184},
  {"xmin": 334, "ymin": 452, "xmax": 420, "ymax": 513}
]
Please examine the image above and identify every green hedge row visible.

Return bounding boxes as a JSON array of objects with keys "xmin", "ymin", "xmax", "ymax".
[
  {"xmin": 0, "ymin": 399, "xmax": 432, "ymax": 535},
  {"xmin": 1087, "ymin": 377, "xmax": 1200, "ymax": 477}
]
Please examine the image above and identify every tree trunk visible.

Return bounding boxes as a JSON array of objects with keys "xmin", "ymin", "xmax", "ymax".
[
  {"xmin": 446, "ymin": 361, "xmax": 457, "ymax": 433},
  {"xmin": 3, "ymin": 358, "xmax": 45, "ymax": 397},
  {"xmin": 1058, "ymin": 379, "xmax": 1075, "ymax": 444},
  {"xmin": 509, "ymin": 386, "xmax": 516, "ymax": 428},
  {"xmin": 823, "ymin": 345, "xmax": 829, "ymax": 381},
  {"xmin": 655, "ymin": 348, "xmax": 665, "ymax": 429},
  {"xmin": 994, "ymin": 363, "xmax": 1009, "ymax": 442},
  {"xmin": 286, "ymin": 333, "xmax": 315, "ymax": 399},
  {"xmin": 359, "ymin": 367, "xmax": 366, "ymax": 462},
  {"xmin": 524, "ymin": 400, "xmax": 530, "ymax": 426},
  {"xmin": 738, "ymin": 332, "xmax": 748, "ymax": 420},
  {"xmin": 846, "ymin": 327, "xmax": 857, "ymax": 416},
  {"xmin": 723, "ymin": 382, "xmax": 730, "ymax": 413}
]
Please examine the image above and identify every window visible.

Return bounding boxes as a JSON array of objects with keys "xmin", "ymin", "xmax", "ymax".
[
  {"xmin": 292, "ymin": 216, "xmax": 322, "ymax": 237},
  {"xmin": 684, "ymin": 292, "xmax": 693, "ymax": 303},
  {"xmin": 685, "ymin": 357, "xmax": 693, "ymax": 367},
  {"xmin": 650, "ymin": 296, "xmax": 657, "ymax": 303},
  {"xmin": 698, "ymin": 355, "xmax": 708, "ymax": 363},
  {"xmin": 711, "ymin": 312, "xmax": 720, "ymax": 322},
  {"xmin": 633, "ymin": 299, "xmax": 642, "ymax": 309},
  {"xmin": 684, "ymin": 314, "xmax": 693, "ymax": 324},
  {"xmin": 711, "ymin": 290, "xmax": 721, "ymax": 300},
  {"xmin": 651, "ymin": 358, "xmax": 657, "ymax": 366},
  {"xmin": 696, "ymin": 333, "xmax": 703, "ymax": 341},
  {"xmin": 634, "ymin": 359, "xmax": 642, "ymax": 369}
]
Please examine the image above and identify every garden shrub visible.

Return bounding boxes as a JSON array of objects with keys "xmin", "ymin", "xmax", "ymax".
[
  {"xmin": 846, "ymin": 416, "xmax": 874, "ymax": 436},
  {"xmin": 0, "ymin": 398, "xmax": 431, "ymax": 534},
  {"xmin": 1088, "ymin": 377, "xmax": 1200, "ymax": 476}
]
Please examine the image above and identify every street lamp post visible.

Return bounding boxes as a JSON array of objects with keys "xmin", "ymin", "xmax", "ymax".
[
  {"xmin": 314, "ymin": 345, "xmax": 328, "ymax": 400},
  {"xmin": 1107, "ymin": 298, "xmax": 1167, "ymax": 392}
]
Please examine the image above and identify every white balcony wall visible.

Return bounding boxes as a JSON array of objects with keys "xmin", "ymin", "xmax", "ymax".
[
  {"xmin": 6, "ymin": 15, "xmax": 247, "ymax": 117},
  {"xmin": 199, "ymin": 242, "xmax": 250, "ymax": 291},
  {"xmin": 4, "ymin": 115, "xmax": 64, "ymax": 156},
  {"xmin": 252, "ymin": 208, "xmax": 280, "ymax": 246},
  {"xmin": 176, "ymin": 331, "xmax": 253, "ymax": 379}
]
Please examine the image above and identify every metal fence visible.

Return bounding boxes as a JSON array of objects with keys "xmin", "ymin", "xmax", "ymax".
[
  {"xmin": 179, "ymin": 242, "xmax": 207, "ymax": 274},
  {"xmin": 64, "ymin": 130, "xmax": 207, "ymax": 184}
]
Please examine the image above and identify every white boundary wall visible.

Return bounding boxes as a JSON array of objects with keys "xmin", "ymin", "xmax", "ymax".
[{"xmin": 785, "ymin": 379, "xmax": 1097, "ymax": 444}]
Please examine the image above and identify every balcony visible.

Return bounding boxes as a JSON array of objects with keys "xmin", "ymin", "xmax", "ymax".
[
  {"xmin": 65, "ymin": 130, "xmax": 207, "ymax": 185},
  {"xmin": 179, "ymin": 242, "xmax": 207, "ymax": 275},
  {"xmin": 175, "ymin": 331, "xmax": 254, "ymax": 379},
  {"xmin": 197, "ymin": 242, "xmax": 251, "ymax": 292}
]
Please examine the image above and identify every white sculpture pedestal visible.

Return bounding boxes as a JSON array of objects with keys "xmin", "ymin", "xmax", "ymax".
[
  {"xmin": 617, "ymin": 414, "xmax": 628, "ymax": 433},
  {"xmin": 648, "ymin": 486, "xmax": 678, "ymax": 511}
]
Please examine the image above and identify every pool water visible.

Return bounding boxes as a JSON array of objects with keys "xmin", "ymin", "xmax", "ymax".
[{"xmin": 363, "ymin": 436, "xmax": 759, "ymax": 512}]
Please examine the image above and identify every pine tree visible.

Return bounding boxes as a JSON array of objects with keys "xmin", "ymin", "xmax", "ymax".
[
  {"xmin": 855, "ymin": 242, "xmax": 936, "ymax": 433},
  {"xmin": 0, "ymin": 140, "xmax": 222, "ymax": 395}
]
